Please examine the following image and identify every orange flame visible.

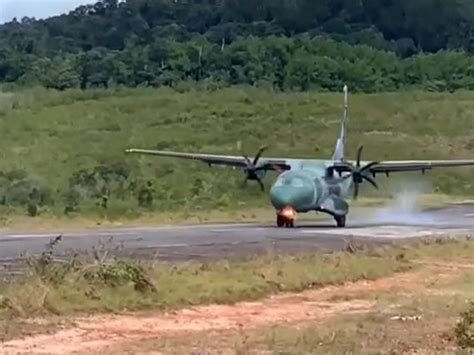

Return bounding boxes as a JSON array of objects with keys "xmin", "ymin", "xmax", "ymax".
[{"xmin": 280, "ymin": 206, "xmax": 297, "ymax": 220}]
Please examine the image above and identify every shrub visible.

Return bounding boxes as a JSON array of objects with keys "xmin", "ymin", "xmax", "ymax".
[{"xmin": 455, "ymin": 301, "xmax": 474, "ymax": 349}]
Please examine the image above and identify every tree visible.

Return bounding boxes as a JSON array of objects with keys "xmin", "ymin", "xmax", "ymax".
[{"xmin": 0, "ymin": 0, "xmax": 474, "ymax": 92}]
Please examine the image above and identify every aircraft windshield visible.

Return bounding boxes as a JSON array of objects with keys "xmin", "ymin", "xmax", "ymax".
[
  {"xmin": 290, "ymin": 177, "xmax": 304, "ymax": 187},
  {"xmin": 274, "ymin": 176, "xmax": 305, "ymax": 188}
]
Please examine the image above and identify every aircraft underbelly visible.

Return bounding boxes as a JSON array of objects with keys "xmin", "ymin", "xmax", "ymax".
[{"xmin": 316, "ymin": 195, "xmax": 349, "ymax": 216}]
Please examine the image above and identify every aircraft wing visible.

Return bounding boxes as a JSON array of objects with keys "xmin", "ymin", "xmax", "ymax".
[
  {"xmin": 333, "ymin": 160, "xmax": 474, "ymax": 174},
  {"xmin": 126, "ymin": 149, "xmax": 474, "ymax": 174},
  {"xmin": 125, "ymin": 149, "xmax": 292, "ymax": 171}
]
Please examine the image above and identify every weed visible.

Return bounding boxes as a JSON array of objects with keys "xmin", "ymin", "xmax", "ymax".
[
  {"xmin": 84, "ymin": 261, "xmax": 157, "ymax": 293},
  {"xmin": 2, "ymin": 235, "xmax": 156, "ymax": 317},
  {"xmin": 24, "ymin": 235, "xmax": 76, "ymax": 285},
  {"xmin": 455, "ymin": 301, "xmax": 474, "ymax": 349}
]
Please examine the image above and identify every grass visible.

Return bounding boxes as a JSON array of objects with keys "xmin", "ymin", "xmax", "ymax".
[
  {"xmin": 0, "ymin": 239, "xmax": 409, "ymax": 319},
  {"xmin": 0, "ymin": 237, "xmax": 473, "ymax": 349},
  {"xmin": 0, "ymin": 192, "xmax": 462, "ymax": 232},
  {"xmin": 101, "ymin": 238, "xmax": 474, "ymax": 354},
  {"xmin": 0, "ymin": 86, "xmax": 473, "ymax": 226},
  {"xmin": 0, "ymin": 237, "xmax": 471, "ymax": 319}
]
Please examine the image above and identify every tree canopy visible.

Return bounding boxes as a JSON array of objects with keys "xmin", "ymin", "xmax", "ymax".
[{"xmin": 2, "ymin": 0, "xmax": 474, "ymax": 92}]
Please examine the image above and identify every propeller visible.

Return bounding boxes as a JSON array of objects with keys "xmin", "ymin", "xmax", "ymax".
[
  {"xmin": 339, "ymin": 145, "xmax": 379, "ymax": 199},
  {"xmin": 241, "ymin": 145, "xmax": 269, "ymax": 191}
]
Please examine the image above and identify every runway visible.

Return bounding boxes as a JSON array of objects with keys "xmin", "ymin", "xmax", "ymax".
[{"xmin": 0, "ymin": 203, "xmax": 473, "ymax": 271}]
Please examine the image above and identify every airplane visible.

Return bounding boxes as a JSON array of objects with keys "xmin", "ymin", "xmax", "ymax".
[{"xmin": 125, "ymin": 85, "xmax": 474, "ymax": 228}]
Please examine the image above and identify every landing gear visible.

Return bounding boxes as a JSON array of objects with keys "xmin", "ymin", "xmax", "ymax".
[
  {"xmin": 276, "ymin": 207, "xmax": 297, "ymax": 228},
  {"xmin": 277, "ymin": 215, "xmax": 284, "ymax": 227},
  {"xmin": 276, "ymin": 215, "xmax": 295, "ymax": 228},
  {"xmin": 334, "ymin": 215, "xmax": 346, "ymax": 228}
]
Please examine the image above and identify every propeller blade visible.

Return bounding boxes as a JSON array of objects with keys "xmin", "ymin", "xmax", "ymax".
[
  {"xmin": 360, "ymin": 161, "xmax": 379, "ymax": 173},
  {"xmin": 356, "ymin": 145, "xmax": 363, "ymax": 168},
  {"xmin": 327, "ymin": 145, "xmax": 378, "ymax": 200},
  {"xmin": 353, "ymin": 181, "xmax": 359, "ymax": 199},
  {"xmin": 240, "ymin": 145, "xmax": 269, "ymax": 190},
  {"xmin": 253, "ymin": 145, "xmax": 268, "ymax": 165},
  {"xmin": 363, "ymin": 175, "xmax": 379, "ymax": 189},
  {"xmin": 242, "ymin": 154, "xmax": 252, "ymax": 166}
]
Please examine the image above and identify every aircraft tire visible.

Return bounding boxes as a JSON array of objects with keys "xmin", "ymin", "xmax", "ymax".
[
  {"xmin": 277, "ymin": 215, "xmax": 284, "ymax": 227},
  {"xmin": 335, "ymin": 215, "xmax": 346, "ymax": 228}
]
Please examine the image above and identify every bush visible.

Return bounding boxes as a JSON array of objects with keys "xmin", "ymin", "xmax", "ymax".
[
  {"xmin": 27, "ymin": 203, "xmax": 39, "ymax": 217},
  {"xmin": 455, "ymin": 301, "xmax": 474, "ymax": 349},
  {"xmin": 1, "ymin": 170, "xmax": 53, "ymax": 207},
  {"xmin": 85, "ymin": 261, "xmax": 157, "ymax": 293}
]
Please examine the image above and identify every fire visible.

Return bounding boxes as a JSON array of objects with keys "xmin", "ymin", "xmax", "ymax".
[{"xmin": 280, "ymin": 206, "xmax": 297, "ymax": 220}]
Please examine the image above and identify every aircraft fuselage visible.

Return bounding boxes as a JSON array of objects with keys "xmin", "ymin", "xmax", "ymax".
[{"xmin": 269, "ymin": 161, "xmax": 352, "ymax": 218}]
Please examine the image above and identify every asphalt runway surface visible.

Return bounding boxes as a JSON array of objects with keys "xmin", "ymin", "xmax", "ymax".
[{"xmin": 0, "ymin": 203, "xmax": 473, "ymax": 273}]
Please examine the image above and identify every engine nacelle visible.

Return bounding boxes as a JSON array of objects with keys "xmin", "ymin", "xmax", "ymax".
[{"xmin": 244, "ymin": 167, "xmax": 267, "ymax": 181}]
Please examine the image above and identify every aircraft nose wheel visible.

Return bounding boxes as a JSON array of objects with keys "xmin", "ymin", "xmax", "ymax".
[
  {"xmin": 277, "ymin": 215, "xmax": 294, "ymax": 228},
  {"xmin": 277, "ymin": 215, "xmax": 284, "ymax": 227}
]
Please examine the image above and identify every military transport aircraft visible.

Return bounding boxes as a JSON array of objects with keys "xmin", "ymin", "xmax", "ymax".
[{"xmin": 125, "ymin": 85, "xmax": 474, "ymax": 228}]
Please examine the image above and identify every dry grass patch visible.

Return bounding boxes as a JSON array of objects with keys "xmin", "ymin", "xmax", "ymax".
[{"xmin": 103, "ymin": 252, "xmax": 474, "ymax": 354}]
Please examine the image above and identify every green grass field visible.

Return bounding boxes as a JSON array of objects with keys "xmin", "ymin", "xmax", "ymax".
[{"xmin": 0, "ymin": 86, "xmax": 473, "ymax": 224}]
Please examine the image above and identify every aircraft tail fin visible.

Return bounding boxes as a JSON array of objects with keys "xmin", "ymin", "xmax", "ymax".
[{"xmin": 332, "ymin": 84, "xmax": 348, "ymax": 161}]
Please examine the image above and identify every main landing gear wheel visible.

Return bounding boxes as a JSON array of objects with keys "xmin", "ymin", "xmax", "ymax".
[{"xmin": 334, "ymin": 215, "xmax": 346, "ymax": 228}]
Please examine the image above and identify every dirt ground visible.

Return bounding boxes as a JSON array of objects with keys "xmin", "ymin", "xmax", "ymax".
[{"xmin": 1, "ymin": 259, "xmax": 472, "ymax": 355}]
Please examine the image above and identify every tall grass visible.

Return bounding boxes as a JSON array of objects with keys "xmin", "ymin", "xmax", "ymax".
[{"xmin": 0, "ymin": 86, "xmax": 472, "ymax": 218}]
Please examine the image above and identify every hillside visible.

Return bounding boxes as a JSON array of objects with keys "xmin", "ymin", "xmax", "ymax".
[
  {"xmin": 0, "ymin": 87, "xmax": 472, "ymax": 219},
  {"xmin": 1, "ymin": 0, "xmax": 474, "ymax": 91}
]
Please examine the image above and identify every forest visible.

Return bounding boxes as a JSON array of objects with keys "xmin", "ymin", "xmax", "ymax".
[{"xmin": 1, "ymin": 0, "xmax": 474, "ymax": 92}]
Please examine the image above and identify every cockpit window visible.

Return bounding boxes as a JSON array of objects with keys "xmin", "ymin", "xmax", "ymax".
[
  {"xmin": 290, "ymin": 177, "xmax": 304, "ymax": 188},
  {"xmin": 274, "ymin": 176, "xmax": 305, "ymax": 188}
]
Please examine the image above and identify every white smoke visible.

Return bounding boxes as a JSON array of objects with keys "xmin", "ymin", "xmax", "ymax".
[
  {"xmin": 366, "ymin": 190, "xmax": 437, "ymax": 225},
  {"xmin": 362, "ymin": 177, "xmax": 447, "ymax": 226}
]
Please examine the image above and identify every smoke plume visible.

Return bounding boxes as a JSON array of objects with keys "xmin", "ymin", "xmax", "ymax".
[{"xmin": 364, "ymin": 177, "xmax": 445, "ymax": 226}]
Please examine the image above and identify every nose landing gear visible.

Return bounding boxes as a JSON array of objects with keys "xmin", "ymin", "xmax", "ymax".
[
  {"xmin": 277, "ymin": 215, "xmax": 294, "ymax": 228},
  {"xmin": 276, "ymin": 207, "xmax": 296, "ymax": 228}
]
